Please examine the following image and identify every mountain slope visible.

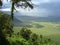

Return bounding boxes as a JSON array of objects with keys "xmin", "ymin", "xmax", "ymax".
[
  {"xmin": 13, "ymin": 17, "xmax": 22, "ymax": 26},
  {"xmin": 16, "ymin": 16, "xmax": 60, "ymax": 22},
  {"xmin": 0, "ymin": 12, "xmax": 22, "ymax": 26}
]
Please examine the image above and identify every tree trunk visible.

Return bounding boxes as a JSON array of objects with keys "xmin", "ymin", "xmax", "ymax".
[
  {"xmin": 11, "ymin": 2, "xmax": 14, "ymax": 21},
  {"xmin": 9, "ymin": 2, "xmax": 14, "ymax": 37}
]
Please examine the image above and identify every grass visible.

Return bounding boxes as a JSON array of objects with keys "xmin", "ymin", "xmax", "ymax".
[{"xmin": 14, "ymin": 21, "xmax": 60, "ymax": 45}]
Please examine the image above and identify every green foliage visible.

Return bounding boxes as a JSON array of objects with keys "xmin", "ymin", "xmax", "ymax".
[
  {"xmin": 20, "ymin": 28, "xmax": 32, "ymax": 40},
  {"xmin": 0, "ymin": 12, "xmax": 8, "ymax": 35},
  {"xmin": 1, "ymin": 26, "xmax": 57, "ymax": 45},
  {"xmin": 7, "ymin": 0, "xmax": 33, "ymax": 38},
  {"xmin": 11, "ymin": 40, "xmax": 24, "ymax": 45},
  {"xmin": 9, "ymin": 0, "xmax": 33, "ymax": 20},
  {"xmin": 11, "ymin": 0, "xmax": 33, "ymax": 9},
  {"xmin": 0, "ymin": 0, "xmax": 3, "ymax": 7},
  {"xmin": 0, "ymin": 36, "xmax": 10, "ymax": 45},
  {"xmin": 0, "ymin": 0, "xmax": 33, "ymax": 44},
  {"xmin": 0, "ymin": 12, "xmax": 10, "ymax": 45},
  {"xmin": 30, "ymin": 33, "xmax": 38, "ymax": 42},
  {"xmin": 13, "ymin": 21, "xmax": 60, "ymax": 45},
  {"xmin": 35, "ymin": 24, "xmax": 44, "ymax": 28},
  {"xmin": 29, "ymin": 33, "xmax": 38, "ymax": 45},
  {"xmin": 8, "ymin": 28, "xmax": 57, "ymax": 45},
  {"xmin": 0, "ymin": 0, "xmax": 59, "ymax": 45},
  {"xmin": 0, "ymin": 12, "xmax": 13, "ymax": 36}
]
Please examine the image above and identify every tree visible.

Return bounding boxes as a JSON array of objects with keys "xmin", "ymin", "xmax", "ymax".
[
  {"xmin": 8, "ymin": 0, "xmax": 33, "ymax": 36},
  {"xmin": 0, "ymin": 0, "xmax": 33, "ymax": 36},
  {"xmin": 0, "ymin": 13, "xmax": 10, "ymax": 45},
  {"xmin": 0, "ymin": 0, "xmax": 2, "ymax": 8},
  {"xmin": 20, "ymin": 28, "xmax": 32, "ymax": 40},
  {"xmin": 30, "ymin": 33, "xmax": 38, "ymax": 42},
  {"xmin": 9, "ymin": 0, "xmax": 33, "ymax": 30},
  {"xmin": 0, "ymin": 0, "xmax": 33, "ymax": 45},
  {"xmin": 30, "ymin": 33, "xmax": 38, "ymax": 45}
]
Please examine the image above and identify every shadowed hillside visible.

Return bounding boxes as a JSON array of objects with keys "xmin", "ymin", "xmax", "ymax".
[
  {"xmin": 0, "ymin": 12, "xmax": 22, "ymax": 26},
  {"xmin": 13, "ymin": 17, "xmax": 22, "ymax": 26}
]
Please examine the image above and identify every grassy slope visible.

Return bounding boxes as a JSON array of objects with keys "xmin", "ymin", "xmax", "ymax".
[
  {"xmin": 29, "ymin": 22, "xmax": 60, "ymax": 44},
  {"xmin": 14, "ymin": 21, "xmax": 60, "ymax": 44},
  {"xmin": 1, "ymin": 12, "xmax": 60, "ymax": 44}
]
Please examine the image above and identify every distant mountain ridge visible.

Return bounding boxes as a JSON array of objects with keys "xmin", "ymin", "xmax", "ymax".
[
  {"xmin": 2, "ymin": 11, "xmax": 60, "ymax": 17},
  {"xmin": 13, "ymin": 17, "xmax": 22, "ymax": 26},
  {"xmin": 16, "ymin": 16, "xmax": 60, "ymax": 22},
  {"xmin": 35, "ymin": 17, "xmax": 60, "ymax": 22},
  {"xmin": 0, "ymin": 12, "xmax": 22, "ymax": 26},
  {"xmin": 1, "ymin": 11, "xmax": 60, "ymax": 23}
]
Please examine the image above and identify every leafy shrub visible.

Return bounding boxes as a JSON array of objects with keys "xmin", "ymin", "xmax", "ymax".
[{"xmin": 20, "ymin": 28, "xmax": 32, "ymax": 40}]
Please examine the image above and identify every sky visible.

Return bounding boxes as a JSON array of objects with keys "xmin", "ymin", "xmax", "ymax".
[{"xmin": 0, "ymin": 0, "xmax": 60, "ymax": 17}]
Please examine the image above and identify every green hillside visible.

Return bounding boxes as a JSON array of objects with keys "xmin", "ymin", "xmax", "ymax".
[
  {"xmin": 0, "ymin": 12, "xmax": 60, "ymax": 45},
  {"xmin": 14, "ymin": 21, "xmax": 60, "ymax": 45}
]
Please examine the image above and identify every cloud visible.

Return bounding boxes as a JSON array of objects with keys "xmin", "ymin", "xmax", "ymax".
[
  {"xmin": 50, "ymin": 0, "xmax": 60, "ymax": 2},
  {"xmin": 1, "ymin": 0, "xmax": 60, "ymax": 17},
  {"xmin": 0, "ymin": 8, "xmax": 11, "ymax": 11},
  {"xmin": 32, "ymin": 0, "xmax": 50, "ymax": 4},
  {"xmin": 39, "ymin": 2, "xmax": 60, "ymax": 17}
]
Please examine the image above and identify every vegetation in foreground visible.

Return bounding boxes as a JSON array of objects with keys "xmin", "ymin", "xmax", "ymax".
[
  {"xmin": 14, "ymin": 21, "xmax": 60, "ymax": 45},
  {"xmin": 0, "ymin": 12, "xmax": 59, "ymax": 45},
  {"xmin": 8, "ymin": 28, "xmax": 57, "ymax": 45}
]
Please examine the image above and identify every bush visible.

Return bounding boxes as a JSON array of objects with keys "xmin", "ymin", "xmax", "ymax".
[
  {"xmin": 20, "ymin": 28, "xmax": 32, "ymax": 40},
  {"xmin": 30, "ymin": 33, "xmax": 38, "ymax": 42}
]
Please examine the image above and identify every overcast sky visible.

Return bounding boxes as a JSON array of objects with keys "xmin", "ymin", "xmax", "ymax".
[{"xmin": 1, "ymin": 0, "xmax": 60, "ymax": 17}]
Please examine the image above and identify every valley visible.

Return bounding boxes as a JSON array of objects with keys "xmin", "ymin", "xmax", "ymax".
[{"xmin": 13, "ymin": 16, "xmax": 60, "ymax": 44}]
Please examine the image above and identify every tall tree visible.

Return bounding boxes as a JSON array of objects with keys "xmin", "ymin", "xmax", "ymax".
[
  {"xmin": 0, "ymin": 13, "xmax": 10, "ymax": 45},
  {"xmin": 0, "ymin": 0, "xmax": 2, "ymax": 8},
  {"xmin": 0, "ymin": 0, "xmax": 33, "ymax": 36},
  {"xmin": 8, "ymin": 0, "xmax": 33, "ymax": 34},
  {"xmin": 0, "ymin": 0, "xmax": 33, "ymax": 45}
]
